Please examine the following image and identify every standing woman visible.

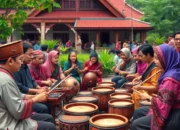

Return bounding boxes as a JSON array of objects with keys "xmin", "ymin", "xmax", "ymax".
[
  {"xmin": 82, "ymin": 52, "xmax": 103, "ymax": 90},
  {"xmin": 63, "ymin": 51, "xmax": 82, "ymax": 87},
  {"xmin": 43, "ymin": 50, "xmax": 65, "ymax": 82},
  {"xmin": 131, "ymin": 44, "xmax": 180, "ymax": 130}
]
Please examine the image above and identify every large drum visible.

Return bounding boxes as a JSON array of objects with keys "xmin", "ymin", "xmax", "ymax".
[
  {"xmin": 78, "ymin": 91, "xmax": 92, "ymax": 96},
  {"xmin": 72, "ymin": 96, "xmax": 98, "ymax": 105},
  {"xmin": 63, "ymin": 102, "xmax": 98, "ymax": 117},
  {"xmin": 97, "ymin": 82, "xmax": 115, "ymax": 88},
  {"xmin": 89, "ymin": 114, "xmax": 128, "ymax": 130},
  {"xmin": 62, "ymin": 76, "xmax": 80, "ymax": 97},
  {"xmin": 110, "ymin": 93, "xmax": 132, "ymax": 100},
  {"xmin": 139, "ymin": 100, "xmax": 151, "ymax": 107},
  {"xmin": 108, "ymin": 99, "xmax": 134, "ymax": 119},
  {"xmin": 124, "ymin": 82, "xmax": 134, "ymax": 93},
  {"xmin": 59, "ymin": 115, "xmax": 89, "ymax": 130},
  {"xmin": 83, "ymin": 72, "xmax": 97, "ymax": 88},
  {"xmin": 92, "ymin": 86, "xmax": 115, "ymax": 111},
  {"xmin": 115, "ymin": 88, "xmax": 128, "ymax": 93}
]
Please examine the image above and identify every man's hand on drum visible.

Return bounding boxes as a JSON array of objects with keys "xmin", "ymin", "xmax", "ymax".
[
  {"xmin": 32, "ymin": 92, "xmax": 49, "ymax": 103},
  {"xmin": 139, "ymin": 91, "xmax": 151, "ymax": 101}
]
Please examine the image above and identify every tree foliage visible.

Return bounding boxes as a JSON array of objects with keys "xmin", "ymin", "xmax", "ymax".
[
  {"xmin": 126, "ymin": 0, "xmax": 180, "ymax": 37},
  {"xmin": 0, "ymin": 0, "xmax": 60, "ymax": 39}
]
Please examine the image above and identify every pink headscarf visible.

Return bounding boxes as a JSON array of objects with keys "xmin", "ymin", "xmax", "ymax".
[
  {"xmin": 33, "ymin": 50, "xmax": 44, "ymax": 57},
  {"xmin": 132, "ymin": 47, "xmax": 139, "ymax": 54},
  {"xmin": 43, "ymin": 50, "xmax": 59, "ymax": 77}
]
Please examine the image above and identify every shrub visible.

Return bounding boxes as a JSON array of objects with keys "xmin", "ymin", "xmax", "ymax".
[{"xmin": 40, "ymin": 39, "xmax": 59, "ymax": 50}]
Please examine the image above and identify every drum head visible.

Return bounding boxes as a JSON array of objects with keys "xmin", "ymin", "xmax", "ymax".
[
  {"xmin": 72, "ymin": 96, "xmax": 98, "ymax": 102},
  {"xmin": 59, "ymin": 115, "xmax": 89, "ymax": 123},
  {"xmin": 92, "ymin": 86, "xmax": 115, "ymax": 94},
  {"xmin": 108, "ymin": 99, "xmax": 134, "ymax": 107}
]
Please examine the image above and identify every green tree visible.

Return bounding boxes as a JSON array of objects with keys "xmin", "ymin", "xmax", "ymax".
[{"xmin": 0, "ymin": 0, "xmax": 60, "ymax": 39}]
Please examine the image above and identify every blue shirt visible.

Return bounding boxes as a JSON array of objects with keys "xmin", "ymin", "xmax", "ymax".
[
  {"xmin": 33, "ymin": 44, "xmax": 41, "ymax": 50},
  {"xmin": 13, "ymin": 64, "xmax": 37, "ymax": 94}
]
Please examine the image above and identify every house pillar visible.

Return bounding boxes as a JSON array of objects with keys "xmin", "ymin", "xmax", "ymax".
[
  {"xmin": 140, "ymin": 31, "xmax": 146, "ymax": 43},
  {"xmin": 41, "ymin": 22, "xmax": 46, "ymax": 40},
  {"xmin": 7, "ymin": 22, "xmax": 12, "ymax": 43},
  {"xmin": 96, "ymin": 31, "xmax": 100, "ymax": 46},
  {"xmin": 115, "ymin": 31, "xmax": 119, "ymax": 42}
]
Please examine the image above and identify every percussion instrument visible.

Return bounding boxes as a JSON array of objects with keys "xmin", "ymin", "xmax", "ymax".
[
  {"xmin": 78, "ymin": 91, "xmax": 93, "ymax": 96},
  {"xmin": 108, "ymin": 99, "xmax": 134, "ymax": 119},
  {"xmin": 110, "ymin": 93, "xmax": 132, "ymax": 100},
  {"xmin": 97, "ymin": 82, "xmax": 115, "ymax": 88},
  {"xmin": 115, "ymin": 88, "xmax": 128, "ymax": 93},
  {"xmin": 92, "ymin": 86, "xmax": 115, "ymax": 111},
  {"xmin": 89, "ymin": 114, "xmax": 128, "ymax": 130},
  {"xmin": 139, "ymin": 100, "xmax": 151, "ymax": 107},
  {"xmin": 124, "ymin": 82, "xmax": 134, "ymax": 93},
  {"xmin": 59, "ymin": 115, "xmax": 89, "ymax": 130},
  {"xmin": 83, "ymin": 72, "xmax": 97, "ymax": 88},
  {"xmin": 72, "ymin": 96, "xmax": 98, "ymax": 105},
  {"xmin": 62, "ymin": 76, "xmax": 80, "ymax": 97},
  {"xmin": 48, "ymin": 92, "xmax": 65, "ymax": 117},
  {"xmin": 63, "ymin": 102, "xmax": 98, "ymax": 117}
]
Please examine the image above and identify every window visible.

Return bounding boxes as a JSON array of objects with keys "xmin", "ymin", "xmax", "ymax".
[
  {"xmin": 64, "ymin": 0, "xmax": 75, "ymax": 9},
  {"xmin": 80, "ymin": 0, "xmax": 91, "ymax": 9}
]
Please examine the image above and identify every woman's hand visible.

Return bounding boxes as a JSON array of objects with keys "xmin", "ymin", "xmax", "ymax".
[
  {"xmin": 132, "ymin": 76, "xmax": 141, "ymax": 84},
  {"xmin": 139, "ymin": 91, "xmax": 151, "ymax": 100}
]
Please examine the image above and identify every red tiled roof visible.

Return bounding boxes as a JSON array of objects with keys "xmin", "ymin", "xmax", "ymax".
[
  {"xmin": 37, "ymin": 11, "xmax": 115, "ymax": 18},
  {"xmin": 101, "ymin": 0, "xmax": 143, "ymax": 19},
  {"xmin": 75, "ymin": 19, "xmax": 151, "ymax": 29}
]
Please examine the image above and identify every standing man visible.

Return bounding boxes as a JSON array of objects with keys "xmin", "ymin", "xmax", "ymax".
[
  {"xmin": 174, "ymin": 32, "xmax": 180, "ymax": 53},
  {"xmin": 13, "ymin": 43, "xmax": 50, "ymax": 114},
  {"xmin": 0, "ymin": 41, "xmax": 56, "ymax": 130},
  {"xmin": 76, "ymin": 35, "xmax": 82, "ymax": 53}
]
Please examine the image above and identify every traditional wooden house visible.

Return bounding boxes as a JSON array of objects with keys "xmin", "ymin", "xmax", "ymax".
[{"xmin": 10, "ymin": 0, "xmax": 151, "ymax": 47}]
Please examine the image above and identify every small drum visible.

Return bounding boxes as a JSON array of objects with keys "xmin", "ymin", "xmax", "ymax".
[
  {"xmin": 97, "ymin": 82, "xmax": 115, "ymax": 88},
  {"xmin": 64, "ymin": 102, "xmax": 98, "ymax": 117},
  {"xmin": 108, "ymin": 99, "xmax": 134, "ymax": 119},
  {"xmin": 115, "ymin": 88, "xmax": 128, "ymax": 93},
  {"xmin": 139, "ymin": 100, "xmax": 151, "ymax": 107},
  {"xmin": 59, "ymin": 115, "xmax": 89, "ymax": 130},
  {"xmin": 72, "ymin": 96, "xmax": 98, "ymax": 105},
  {"xmin": 89, "ymin": 114, "xmax": 128, "ymax": 130},
  {"xmin": 78, "ymin": 91, "xmax": 92, "ymax": 96},
  {"xmin": 83, "ymin": 72, "xmax": 97, "ymax": 88},
  {"xmin": 110, "ymin": 93, "xmax": 132, "ymax": 100},
  {"xmin": 124, "ymin": 82, "xmax": 134, "ymax": 93},
  {"xmin": 92, "ymin": 86, "xmax": 115, "ymax": 111}
]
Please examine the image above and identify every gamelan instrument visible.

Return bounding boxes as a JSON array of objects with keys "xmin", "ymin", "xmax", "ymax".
[
  {"xmin": 63, "ymin": 102, "xmax": 98, "ymax": 117},
  {"xmin": 92, "ymin": 86, "xmax": 115, "ymax": 111},
  {"xmin": 83, "ymin": 72, "xmax": 97, "ymax": 88},
  {"xmin": 72, "ymin": 96, "xmax": 98, "ymax": 105},
  {"xmin": 97, "ymin": 82, "xmax": 115, "ymax": 88},
  {"xmin": 115, "ymin": 88, "xmax": 129, "ymax": 93},
  {"xmin": 108, "ymin": 99, "xmax": 134, "ymax": 119},
  {"xmin": 89, "ymin": 114, "xmax": 128, "ymax": 130},
  {"xmin": 123, "ymin": 82, "xmax": 134, "ymax": 93},
  {"xmin": 59, "ymin": 115, "xmax": 90, "ymax": 130},
  {"xmin": 78, "ymin": 91, "xmax": 93, "ymax": 96},
  {"xmin": 139, "ymin": 100, "xmax": 151, "ymax": 107},
  {"xmin": 110, "ymin": 92, "xmax": 132, "ymax": 100}
]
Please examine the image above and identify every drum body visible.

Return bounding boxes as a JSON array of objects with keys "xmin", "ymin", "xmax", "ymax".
[
  {"xmin": 110, "ymin": 93, "xmax": 132, "ymax": 100},
  {"xmin": 139, "ymin": 100, "xmax": 151, "ymax": 107},
  {"xmin": 63, "ymin": 102, "xmax": 98, "ymax": 117},
  {"xmin": 124, "ymin": 82, "xmax": 134, "ymax": 93},
  {"xmin": 78, "ymin": 91, "xmax": 92, "ymax": 96},
  {"xmin": 92, "ymin": 86, "xmax": 115, "ymax": 111},
  {"xmin": 83, "ymin": 72, "xmax": 97, "ymax": 88},
  {"xmin": 115, "ymin": 88, "xmax": 128, "ymax": 93},
  {"xmin": 62, "ymin": 77, "xmax": 80, "ymax": 97},
  {"xmin": 72, "ymin": 96, "xmax": 98, "ymax": 105},
  {"xmin": 89, "ymin": 114, "xmax": 128, "ymax": 130},
  {"xmin": 97, "ymin": 82, "xmax": 115, "ymax": 88},
  {"xmin": 108, "ymin": 99, "xmax": 134, "ymax": 119},
  {"xmin": 59, "ymin": 115, "xmax": 89, "ymax": 130}
]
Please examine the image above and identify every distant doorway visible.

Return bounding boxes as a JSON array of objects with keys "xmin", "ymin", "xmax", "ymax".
[
  {"xmin": 53, "ymin": 33, "xmax": 69, "ymax": 45},
  {"xmin": 81, "ymin": 33, "xmax": 89, "ymax": 49},
  {"xmin": 100, "ymin": 32, "xmax": 110, "ymax": 46}
]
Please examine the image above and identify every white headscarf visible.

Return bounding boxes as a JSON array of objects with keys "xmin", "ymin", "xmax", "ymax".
[{"xmin": 120, "ymin": 48, "xmax": 132, "ymax": 60}]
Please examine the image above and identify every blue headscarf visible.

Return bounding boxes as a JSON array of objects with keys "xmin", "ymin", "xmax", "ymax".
[{"xmin": 154, "ymin": 44, "xmax": 180, "ymax": 85}]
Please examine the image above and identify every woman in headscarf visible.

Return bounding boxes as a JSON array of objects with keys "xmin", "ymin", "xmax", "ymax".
[
  {"xmin": 131, "ymin": 44, "xmax": 180, "ymax": 130},
  {"xmin": 43, "ymin": 50, "xmax": 65, "ymax": 82},
  {"xmin": 132, "ymin": 44, "xmax": 162, "ymax": 108},
  {"xmin": 63, "ymin": 51, "xmax": 82, "ymax": 87},
  {"xmin": 126, "ymin": 47, "xmax": 148, "ymax": 80},
  {"xmin": 81, "ymin": 52, "xmax": 102, "ymax": 90},
  {"xmin": 111, "ymin": 48, "xmax": 136, "ymax": 88}
]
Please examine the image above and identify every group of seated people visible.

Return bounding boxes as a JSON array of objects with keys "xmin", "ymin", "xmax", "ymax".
[{"xmin": 0, "ymin": 32, "xmax": 180, "ymax": 130}]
